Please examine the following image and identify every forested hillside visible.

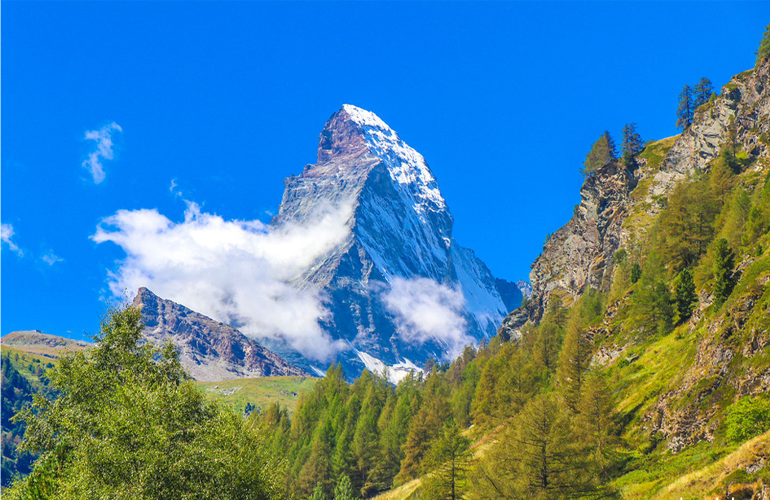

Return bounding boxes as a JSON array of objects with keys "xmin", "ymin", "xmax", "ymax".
[{"xmin": 256, "ymin": 31, "xmax": 770, "ymax": 500}]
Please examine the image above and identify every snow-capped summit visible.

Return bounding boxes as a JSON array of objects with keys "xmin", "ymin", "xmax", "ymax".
[{"xmin": 271, "ymin": 105, "xmax": 519, "ymax": 381}]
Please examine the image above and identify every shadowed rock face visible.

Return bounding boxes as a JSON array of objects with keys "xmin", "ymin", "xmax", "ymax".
[
  {"xmin": 133, "ymin": 287, "xmax": 308, "ymax": 382},
  {"xmin": 271, "ymin": 105, "xmax": 516, "ymax": 380}
]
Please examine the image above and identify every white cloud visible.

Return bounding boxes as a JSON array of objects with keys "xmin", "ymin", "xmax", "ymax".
[
  {"xmin": 92, "ymin": 200, "xmax": 354, "ymax": 362},
  {"xmin": 82, "ymin": 122, "xmax": 122, "ymax": 184},
  {"xmin": 1, "ymin": 223, "xmax": 24, "ymax": 256},
  {"xmin": 382, "ymin": 276, "xmax": 472, "ymax": 360},
  {"xmin": 42, "ymin": 252, "xmax": 64, "ymax": 266}
]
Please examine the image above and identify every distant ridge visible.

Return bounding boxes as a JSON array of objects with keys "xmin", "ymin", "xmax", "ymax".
[
  {"xmin": 133, "ymin": 287, "xmax": 310, "ymax": 382},
  {"xmin": 1, "ymin": 331, "xmax": 92, "ymax": 358}
]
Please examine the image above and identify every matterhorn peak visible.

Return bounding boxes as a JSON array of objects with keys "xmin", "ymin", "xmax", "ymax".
[{"xmin": 271, "ymin": 105, "xmax": 520, "ymax": 381}]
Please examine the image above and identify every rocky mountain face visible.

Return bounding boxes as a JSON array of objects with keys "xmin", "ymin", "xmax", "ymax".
[
  {"xmin": 133, "ymin": 287, "xmax": 308, "ymax": 382},
  {"xmin": 272, "ymin": 105, "xmax": 515, "ymax": 380},
  {"xmin": 500, "ymin": 59, "xmax": 770, "ymax": 341}
]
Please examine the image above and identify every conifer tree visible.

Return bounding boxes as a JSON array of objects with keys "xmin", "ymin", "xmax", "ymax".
[
  {"xmin": 674, "ymin": 268, "xmax": 697, "ymax": 322},
  {"xmin": 676, "ymin": 85, "xmax": 694, "ymax": 130},
  {"xmin": 713, "ymin": 238, "xmax": 736, "ymax": 306},
  {"xmin": 421, "ymin": 421, "xmax": 473, "ymax": 500},
  {"xmin": 630, "ymin": 262, "xmax": 642, "ymax": 283},
  {"xmin": 581, "ymin": 131, "xmax": 616, "ymax": 177},
  {"xmin": 578, "ymin": 373, "xmax": 618, "ymax": 480},
  {"xmin": 311, "ymin": 482, "xmax": 327, "ymax": 500},
  {"xmin": 693, "ymin": 77, "xmax": 714, "ymax": 109},
  {"xmin": 621, "ymin": 123, "xmax": 644, "ymax": 166},
  {"xmin": 757, "ymin": 23, "xmax": 770, "ymax": 66},
  {"xmin": 557, "ymin": 310, "xmax": 589, "ymax": 412},
  {"xmin": 334, "ymin": 475, "xmax": 358, "ymax": 500}
]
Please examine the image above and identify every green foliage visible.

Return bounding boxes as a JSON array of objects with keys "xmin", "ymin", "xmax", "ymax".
[
  {"xmin": 676, "ymin": 84, "xmax": 693, "ymax": 130},
  {"xmin": 310, "ymin": 482, "xmax": 327, "ymax": 500},
  {"xmin": 725, "ymin": 397, "xmax": 770, "ymax": 443},
  {"xmin": 674, "ymin": 268, "xmax": 697, "ymax": 322},
  {"xmin": 630, "ymin": 262, "xmax": 642, "ymax": 284},
  {"xmin": 5, "ymin": 304, "xmax": 284, "ymax": 500},
  {"xmin": 557, "ymin": 310, "xmax": 590, "ymax": 412},
  {"xmin": 333, "ymin": 475, "xmax": 358, "ymax": 500},
  {"xmin": 756, "ymin": 23, "xmax": 770, "ymax": 66},
  {"xmin": 421, "ymin": 421, "xmax": 473, "ymax": 500},
  {"xmin": 582, "ymin": 131, "xmax": 616, "ymax": 177},
  {"xmin": 622, "ymin": 123, "xmax": 644, "ymax": 166},
  {"xmin": 712, "ymin": 238, "xmax": 737, "ymax": 306},
  {"xmin": 693, "ymin": 78, "xmax": 714, "ymax": 110}
]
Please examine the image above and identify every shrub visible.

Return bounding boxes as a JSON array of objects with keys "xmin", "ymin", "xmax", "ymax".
[{"xmin": 725, "ymin": 397, "xmax": 770, "ymax": 443}]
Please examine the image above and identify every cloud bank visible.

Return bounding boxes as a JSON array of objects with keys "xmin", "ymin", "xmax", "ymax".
[
  {"xmin": 83, "ymin": 122, "xmax": 122, "ymax": 184},
  {"xmin": 93, "ymin": 201, "xmax": 353, "ymax": 361},
  {"xmin": 1, "ymin": 223, "xmax": 23, "ymax": 256},
  {"xmin": 382, "ymin": 276, "xmax": 472, "ymax": 360}
]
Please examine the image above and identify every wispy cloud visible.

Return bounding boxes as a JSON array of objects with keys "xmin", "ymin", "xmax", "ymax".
[
  {"xmin": 42, "ymin": 251, "xmax": 64, "ymax": 266},
  {"xmin": 83, "ymin": 122, "xmax": 122, "ymax": 184},
  {"xmin": 1, "ymin": 223, "xmax": 24, "ymax": 256},
  {"xmin": 382, "ymin": 276, "xmax": 471, "ymax": 360},
  {"xmin": 92, "ymin": 200, "xmax": 354, "ymax": 361}
]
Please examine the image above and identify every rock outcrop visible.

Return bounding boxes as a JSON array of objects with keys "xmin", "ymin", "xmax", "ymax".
[{"xmin": 133, "ymin": 287, "xmax": 308, "ymax": 382}]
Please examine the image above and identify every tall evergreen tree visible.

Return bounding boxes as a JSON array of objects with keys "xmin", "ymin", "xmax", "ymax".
[
  {"xmin": 630, "ymin": 262, "xmax": 642, "ymax": 284},
  {"xmin": 334, "ymin": 475, "xmax": 359, "ymax": 500},
  {"xmin": 557, "ymin": 311, "xmax": 589, "ymax": 412},
  {"xmin": 621, "ymin": 123, "xmax": 644, "ymax": 166},
  {"xmin": 581, "ymin": 131, "xmax": 616, "ymax": 177},
  {"xmin": 713, "ymin": 238, "xmax": 737, "ymax": 306},
  {"xmin": 756, "ymin": 23, "xmax": 770, "ymax": 66},
  {"xmin": 676, "ymin": 85, "xmax": 694, "ymax": 130},
  {"xmin": 674, "ymin": 268, "xmax": 697, "ymax": 322},
  {"xmin": 421, "ymin": 421, "xmax": 473, "ymax": 500},
  {"xmin": 693, "ymin": 78, "xmax": 714, "ymax": 109}
]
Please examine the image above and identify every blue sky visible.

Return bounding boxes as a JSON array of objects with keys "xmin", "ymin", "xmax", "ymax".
[{"xmin": 2, "ymin": 2, "xmax": 768, "ymax": 341}]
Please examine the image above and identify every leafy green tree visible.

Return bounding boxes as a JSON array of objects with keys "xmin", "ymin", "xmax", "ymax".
[
  {"xmin": 630, "ymin": 262, "xmax": 642, "ymax": 284},
  {"xmin": 713, "ymin": 238, "xmax": 737, "ymax": 306},
  {"xmin": 674, "ymin": 268, "xmax": 697, "ymax": 322},
  {"xmin": 6, "ymin": 304, "xmax": 284, "ymax": 500},
  {"xmin": 421, "ymin": 421, "xmax": 473, "ymax": 500},
  {"xmin": 581, "ymin": 132, "xmax": 616, "ymax": 177},
  {"xmin": 621, "ymin": 123, "xmax": 644, "ymax": 166},
  {"xmin": 756, "ymin": 23, "xmax": 770, "ymax": 66},
  {"xmin": 693, "ymin": 78, "xmax": 714, "ymax": 109},
  {"xmin": 676, "ymin": 85, "xmax": 693, "ymax": 130}
]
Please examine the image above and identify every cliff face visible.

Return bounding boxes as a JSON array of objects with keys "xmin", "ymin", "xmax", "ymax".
[
  {"xmin": 501, "ymin": 60, "xmax": 770, "ymax": 341},
  {"xmin": 133, "ymin": 287, "xmax": 308, "ymax": 382}
]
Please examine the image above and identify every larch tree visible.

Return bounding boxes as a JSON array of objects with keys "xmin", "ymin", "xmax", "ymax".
[{"xmin": 693, "ymin": 77, "xmax": 714, "ymax": 109}]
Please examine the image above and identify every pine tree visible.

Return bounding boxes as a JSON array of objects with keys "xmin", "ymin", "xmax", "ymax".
[
  {"xmin": 676, "ymin": 85, "xmax": 694, "ymax": 130},
  {"xmin": 756, "ymin": 23, "xmax": 770, "ymax": 66},
  {"xmin": 621, "ymin": 123, "xmax": 644, "ymax": 166},
  {"xmin": 630, "ymin": 262, "xmax": 642, "ymax": 283},
  {"xmin": 581, "ymin": 131, "xmax": 616, "ymax": 177},
  {"xmin": 652, "ymin": 281, "xmax": 675, "ymax": 335},
  {"xmin": 577, "ymin": 373, "xmax": 618, "ymax": 480},
  {"xmin": 674, "ymin": 268, "xmax": 697, "ymax": 322},
  {"xmin": 311, "ymin": 482, "xmax": 327, "ymax": 500},
  {"xmin": 693, "ymin": 77, "xmax": 714, "ymax": 109},
  {"xmin": 334, "ymin": 475, "xmax": 358, "ymax": 500},
  {"xmin": 713, "ymin": 238, "xmax": 736, "ymax": 306}
]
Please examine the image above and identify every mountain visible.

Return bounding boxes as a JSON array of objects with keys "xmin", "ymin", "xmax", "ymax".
[
  {"xmin": 1, "ymin": 330, "xmax": 92, "ymax": 358},
  {"xmin": 270, "ymin": 104, "xmax": 516, "ymax": 380},
  {"xmin": 133, "ymin": 287, "xmax": 309, "ymax": 382}
]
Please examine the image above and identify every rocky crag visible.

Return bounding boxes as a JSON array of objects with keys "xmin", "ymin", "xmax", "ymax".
[
  {"xmin": 133, "ymin": 287, "xmax": 308, "ymax": 382},
  {"xmin": 271, "ymin": 105, "xmax": 519, "ymax": 380},
  {"xmin": 501, "ymin": 58, "xmax": 770, "ymax": 341}
]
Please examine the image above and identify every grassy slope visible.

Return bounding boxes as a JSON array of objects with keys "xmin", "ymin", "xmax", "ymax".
[{"xmin": 197, "ymin": 376, "xmax": 317, "ymax": 414}]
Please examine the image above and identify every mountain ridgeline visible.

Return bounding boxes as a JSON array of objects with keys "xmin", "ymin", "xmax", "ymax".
[{"xmin": 267, "ymin": 105, "xmax": 520, "ymax": 379}]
